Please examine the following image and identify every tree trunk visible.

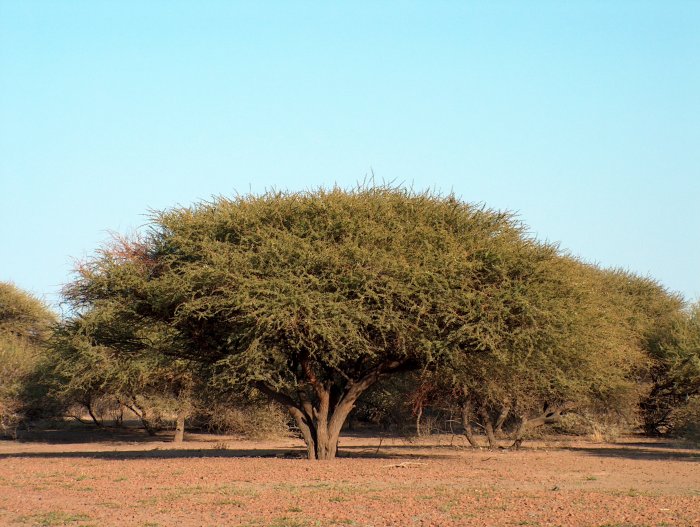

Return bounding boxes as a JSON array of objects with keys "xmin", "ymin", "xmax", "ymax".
[
  {"xmin": 512, "ymin": 404, "xmax": 569, "ymax": 449},
  {"xmin": 113, "ymin": 404, "xmax": 124, "ymax": 427},
  {"xmin": 172, "ymin": 386, "xmax": 191, "ymax": 443},
  {"xmin": 140, "ymin": 415, "xmax": 159, "ymax": 436},
  {"xmin": 461, "ymin": 399, "xmax": 479, "ymax": 448},
  {"xmin": 257, "ymin": 360, "xmax": 405, "ymax": 460},
  {"xmin": 124, "ymin": 401, "xmax": 159, "ymax": 436},
  {"xmin": 494, "ymin": 403, "xmax": 510, "ymax": 437},
  {"xmin": 313, "ymin": 396, "xmax": 354, "ymax": 460},
  {"xmin": 314, "ymin": 385, "xmax": 333, "ymax": 459},
  {"xmin": 85, "ymin": 402, "xmax": 103, "ymax": 428},
  {"xmin": 314, "ymin": 431, "xmax": 339, "ymax": 460},
  {"xmin": 285, "ymin": 403, "xmax": 350, "ymax": 460},
  {"xmin": 415, "ymin": 404, "xmax": 423, "ymax": 437},
  {"xmin": 480, "ymin": 406, "xmax": 497, "ymax": 449},
  {"xmin": 173, "ymin": 411, "xmax": 186, "ymax": 443}
]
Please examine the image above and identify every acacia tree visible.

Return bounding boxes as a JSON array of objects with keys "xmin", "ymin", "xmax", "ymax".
[
  {"xmin": 0, "ymin": 282, "xmax": 54, "ymax": 342},
  {"xmin": 63, "ymin": 187, "xmax": 597, "ymax": 459},
  {"xmin": 408, "ymin": 260, "xmax": 631, "ymax": 448},
  {"xmin": 411, "ymin": 260, "xmax": 684, "ymax": 449},
  {"xmin": 46, "ymin": 301, "xmax": 199, "ymax": 441},
  {"xmin": 501, "ymin": 265, "xmax": 682, "ymax": 446},
  {"xmin": 641, "ymin": 301, "xmax": 700, "ymax": 433},
  {"xmin": 0, "ymin": 282, "xmax": 55, "ymax": 435}
]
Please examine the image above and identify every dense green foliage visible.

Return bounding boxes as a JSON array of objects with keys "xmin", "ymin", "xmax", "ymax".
[
  {"xmin": 45, "ymin": 316, "xmax": 288, "ymax": 439},
  {"xmin": 0, "ymin": 282, "xmax": 54, "ymax": 342},
  {"xmin": 45, "ymin": 307, "xmax": 200, "ymax": 439},
  {"xmin": 6, "ymin": 187, "xmax": 693, "ymax": 454},
  {"xmin": 0, "ymin": 282, "xmax": 55, "ymax": 436},
  {"xmin": 641, "ymin": 301, "xmax": 700, "ymax": 434},
  {"xmin": 64, "ymin": 187, "xmax": 605, "ymax": 458},
  {"xmin": 405, "ymin": 264, "xmax": 684, "ymax": 447}
]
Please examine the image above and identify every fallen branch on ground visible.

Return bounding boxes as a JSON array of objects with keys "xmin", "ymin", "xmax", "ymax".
[{"xmin": 381, "ymin": 462, "xmax": 428, "ymax": 468}]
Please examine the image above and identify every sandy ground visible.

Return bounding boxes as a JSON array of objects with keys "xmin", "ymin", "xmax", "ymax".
[{"xmin": 0, "ymin": 427, "xmax": 698, "ymax": 527}]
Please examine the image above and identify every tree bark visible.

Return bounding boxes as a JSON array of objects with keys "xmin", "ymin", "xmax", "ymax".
[
  {"xmin": 173, "ymin": 411, "xmax": 186, "ymax": 443},
  {"xmin": 124, "ymin": 401, "xmax": 159, "ymax": 436},
  {"xmin": 415, "ymin": 404, "xmax": 423, "ymax": 437},
  {"xmin": 85, "ymin": 402, "xmax": 103, "ymax": 428},
  {"xmin": 172, "ymin": 385, "xmax": 191, "ymax": 443},
  {"xmin": 512, "ymin": 404, "xmax": 570, "ymax": 449},
  {"xmin": 288, "ymin": 406, "xmax": 317, "ymax": 459},
  {"xmin": 480, "ymin": 406, "xmax": 497, "ymax": 449},
  {"xmin": 113, "ymin": 404, "xmax": 124, "ymax": 427},
  {"xmin": 461, "ymin": 399, "xmax": 479, "ymax": 448},
  {"xmin": 256, "ymin": 360, "xmax": 404, "ymax": 460},
  {"xmin": 314, "ymin": 383, "xmax": 332, "ymax": 459},
  {"xmin": 494, "ymin": 403, "xmax": 510, "ymax": 437},
  {"xmin": 283, "ymin": 395, "xmax": 353, "ymax": 460}
]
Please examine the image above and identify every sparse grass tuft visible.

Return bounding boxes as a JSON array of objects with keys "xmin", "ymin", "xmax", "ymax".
[{"xmin": 19, "ymin": 511, "xmax": 91, "ymax": 526}]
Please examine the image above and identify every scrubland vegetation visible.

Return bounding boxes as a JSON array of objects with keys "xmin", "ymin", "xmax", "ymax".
[{"xmin": 1, "ymin": 187, "xmax": 699, "ymax": 456}]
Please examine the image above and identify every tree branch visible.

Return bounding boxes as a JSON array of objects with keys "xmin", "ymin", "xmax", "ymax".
[{"xmin": 254, "ymin": 381, "xmax": 299, "ymax": 410}]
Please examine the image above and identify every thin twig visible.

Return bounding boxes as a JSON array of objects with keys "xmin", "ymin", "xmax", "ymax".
[{"xmin": 381, "ymin": 462, "xmax": 428, "ymax": 468}]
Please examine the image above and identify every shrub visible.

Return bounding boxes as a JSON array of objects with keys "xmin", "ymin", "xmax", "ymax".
[
  {"xmin": 667, "ymin": 395, "xmax": 700, "ymax": 441},
  {"xmin": 0, "ymin": 333, "xmax": 44, "ymax": 437},
  {"xmin": 197, "ymin": 400, "xmax": 290, "ymax": 439}
]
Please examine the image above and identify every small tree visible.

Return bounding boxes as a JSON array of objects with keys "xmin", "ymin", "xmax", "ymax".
[
  {"xmin": 0, "ymin": 282, "xmax": 54, "ymax": 342},
  {"xmin": 47, "ymin": 311, "xmax": 198, "ymax": 442},
  {"xmin": 641, "ymin": 301, "xmax": 700, "ymax": 434},
  {"xmin": 407, "ymin": 259, "xmax": 684, "ymax": 448},
  {"xmin": 503, "ymin": 265, "xmax": 682, "ymax": 446},
  {"xmin": 0, "ymin": 282, "xmax": 55, "ymax": 436},
  {"xmin": 63, "ymin": 187, "xmax": 620, "ymax": 459}
]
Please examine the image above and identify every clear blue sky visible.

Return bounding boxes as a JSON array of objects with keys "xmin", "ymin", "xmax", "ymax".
[{"xmin": 1, "ymin": 1, "xmax": 698, "ymax": 309}]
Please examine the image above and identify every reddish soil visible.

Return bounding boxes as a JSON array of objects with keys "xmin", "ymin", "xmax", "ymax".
[{"xmin": 0, "ymin": 427, "xmax": 698, "ymax": 527}]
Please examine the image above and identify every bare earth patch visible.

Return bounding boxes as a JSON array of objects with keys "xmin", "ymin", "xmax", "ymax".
[{"xmin": 0, "ymin": 428, "xmax": 698, "ymax": 527}]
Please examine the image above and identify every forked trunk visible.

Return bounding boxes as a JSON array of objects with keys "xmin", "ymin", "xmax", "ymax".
[
  {"xmin": 461, "ymin": 398, "xmax": 479, "ymax": 448},
  {"xmin": 289, "ymin": 398, "xmax": 354, "ymax": 460},
  {"xmin": 480, "ymin": 406, "xmax": 497, "ymax": 449},
  {"xmin": 314, "ymin": 430, "xmax": 341, "ymax": 460},
  {"xmin": 494, "ymin": 404, "xmax": 510, "ymax": 437},
  {"xmin": 257, "ymin": 360, "xmax": 407, "ymax": 460}
]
